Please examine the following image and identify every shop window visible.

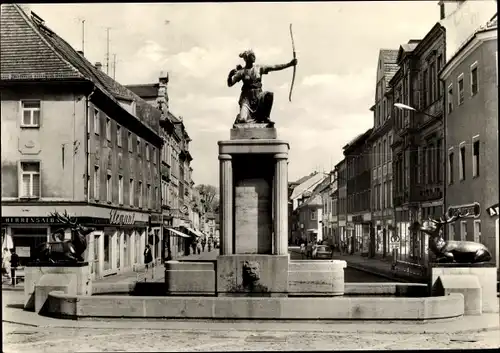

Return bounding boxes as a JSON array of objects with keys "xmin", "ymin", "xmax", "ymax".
[
  {"xmin": 460, "ymin": 221, "xmax": 467, "ymax": 241},
  {"xmin": 448, "ymin": 223, "xmax": 456, "ymax": 241},
  {"xmin": 473, "ymin": 220, "xmax": 481, "ymax": 243},
  {"xmin": 11, "ymin": 227, "xmax": 47, "ymax": 266},
  {"xmin": 19, "ymin": 162, "xmax": 41, "ymax": 198},
  {"xmin": 21, "ymin": 100, "xmax": 41, "ymax": 127},
  {"xmin": 103, "ymin": 234, "xmax": 111, "ymax": 270}
]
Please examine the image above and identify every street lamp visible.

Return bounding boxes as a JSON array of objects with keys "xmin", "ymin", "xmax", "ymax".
[{"xmin": 394, "ymin": 103, "xmax": 440, "ymax": 119}]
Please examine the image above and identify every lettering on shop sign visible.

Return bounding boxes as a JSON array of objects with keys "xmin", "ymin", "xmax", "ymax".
[
  {"xmin": 2, "ymin": 217, "xmax": 58, "ymax": 224},
  {"xmin": 447, "ymin": 203, "xmax": 480, "ymax": 219},
  {"xmin": 352, "ymin": 215, "xmax": 363, "ymax": 223},
  {"xmin": 109, "ymin": 209, "xmax": 136, "ymax": 225},
  {"xmin": 486, "ymin": 203, "xmax": 499, "ymax": 217}
]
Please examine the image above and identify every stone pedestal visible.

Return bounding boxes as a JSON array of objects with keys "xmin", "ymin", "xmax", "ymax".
[
  {"xmin": 24, "ymin": 262, "xmax": 91, "ymax": 311},
  {"xmin": 288, "ymin": 260, "xmax": 347, "ymax": 296},
  {"xmin": 218, "ymin": 137, "xmax": 289, "ymax": 256},
  {"xmin": 430, "ymin": 263, "xmax": 498, "ymax": 313}
]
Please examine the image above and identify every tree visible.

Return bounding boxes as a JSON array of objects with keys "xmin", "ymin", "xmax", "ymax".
[{"xmin": 195, "ymin": 184, "xmax": 219, "ymax": 213}]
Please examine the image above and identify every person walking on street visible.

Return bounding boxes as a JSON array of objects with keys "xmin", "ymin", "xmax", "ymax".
[
  {"xmin": 312, "ymin": 241, "xmax": 318, "ymax": 259},
  {"xmin": 3, "ymin": 248, "xmax": 11, "ymax": 281},
  {"xmin": 306, "ymin": 241, "xmax": 313, "ymax": 259},
  {"xmin": 143, "ymin": 244, "xmax": 153, "ymax": 281},
  {"xmin": 10, "ymin": 248, "xmax": 19, "ymax": 286},
  {"xmin": 207, "ymin": 238, "xmax": 213, "ymax": 252},
  {"xmin": 196, "ymin": 241, "xmax": 202, "ymax": 255},
  {"xmin": 201, "ymin": 238, "xmax": 206, "ymax": 252},
  {"xmin": 300, "ymin": 242, "xmax": 306, "ymax": 259}
]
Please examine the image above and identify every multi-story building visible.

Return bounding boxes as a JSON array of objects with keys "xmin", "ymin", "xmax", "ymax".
[
  {"xmin": 288, "ymin": 172, "xmax": 326, "ymax": 244},
  {"xmin": 127, "ymin": 78, "xmax": 198, "ymax": 257},
  {"xmin": 344, "ymin": 129, "xmax": 373, "ymax": 255},
  {"xmin": 295, "ymin": 174, "xmax": 329, "ymax": 244},
  {"xmin": 390, "ymin": 22, "xmax": 446, "ymax": 267},
  {"xmin": 0, "ymin": 4, "xmax": 163, "ymax": 278},
  {"xmin": 368, "ymin": 49, "xmax": 398, "ymax": 258},
  {"xmin": 336, "ymin": 159, "xmax": 347, "ymax": 249},
  {"xmin": 323, "ymin": 169, "xmax": 338, "ymax": 246},
  {"xmin": 441, "ymin": 15, "xmax": 498, "ymax": 269}
]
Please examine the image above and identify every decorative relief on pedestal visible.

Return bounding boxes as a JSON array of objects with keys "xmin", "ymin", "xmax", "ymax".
[{"xmin": 229, "ymin": 261, "xmax": 269, "ymax": 293}]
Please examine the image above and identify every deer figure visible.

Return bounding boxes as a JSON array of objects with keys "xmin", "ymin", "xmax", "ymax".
[
  {"xmin": 419, "ymin": 210, "xmax": 492, "ymax": 263},
  {"xmin": 35, "ymin": 211, "xmax": 95, "ymax": 263}
]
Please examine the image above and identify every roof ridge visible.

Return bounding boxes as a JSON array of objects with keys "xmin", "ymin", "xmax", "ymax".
[{"xmin": 11, "ymin": 4, "xmax": 83, "ymax": 79}]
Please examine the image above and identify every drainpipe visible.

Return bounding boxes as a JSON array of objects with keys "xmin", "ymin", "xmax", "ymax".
[{"xmin": 85, "ymin": 87, "xmax": 96, "ymax": 203}]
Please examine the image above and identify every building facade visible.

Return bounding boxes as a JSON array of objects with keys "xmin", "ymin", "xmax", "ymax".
[
  {"xmin": 126, "ymin": 79, "xmax": 200, "ymax": 258},
  {"xmin": 336, "ymin": 159, "xmax": 347, "ymax": 249},
  {"xmin": 441, "ymin": 15, "xmax": 498, "ymax": 269},
  {"xmin": 344, "ymin": 129, "xmax": 373, "ymax": 256},
  {"xmin": 368, "ymin": 49, "xmax": 398, "ymax": 258},
  {"xmin": 390, "ymin": 23, "xmax": 446, "ymax": 267},
  {"xmin": 1, "ymin": 4, "xmax": 163, "ymax": 279}
]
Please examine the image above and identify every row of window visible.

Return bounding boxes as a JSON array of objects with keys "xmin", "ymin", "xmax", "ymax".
[
  {"xmin": 446, "ymin": 62, "xmax": 479, "ymax": 114},
  {"xmin": 92, "ymin": 165, "xmax": 159, "ymax": 209},
  {"xmin": 372, "ymin": 134, "xmax": 394, "ymax": 167},
  {"xmin": 447, "ymin": 138, "xmax": 480, "ymax": 184},
  {"xmin": 448, "ymin": 219, "xmax": 482, "ymax": 243},
  {"xmin": 93, "ymin": 108, "xmax": 157, "ymax": 163},
  {"xmin": 372, "ymin": 180, "xmax": 393, "ymax": 211}
]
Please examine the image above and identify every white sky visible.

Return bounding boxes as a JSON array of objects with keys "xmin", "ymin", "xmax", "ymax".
[{"xmin": 28, "ymin": 2, "xmax": 442, "ymax": 186}]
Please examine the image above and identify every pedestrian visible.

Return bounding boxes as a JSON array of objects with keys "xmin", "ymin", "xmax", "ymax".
[
  {"xmin": 3, "ymin": 247, "xmax": 11, "ymax": 281},
  {"xmin": 312, "ymin": 241, "xmax": 318, "ymax": 259},
  {"xmin": 207, "ymin": 238, "xmax": 213, "ymax": 252},
  {"xmin": 201, "ymin": 238, "xmax": 206, "ymax": 252},
  {"xmin": 191, "ymin": 241, "xmax": 197, "ymax": 255},
  {"xmin": 196, "ymin": 241, "xmax": 202, "ymax": 255},
  {"xmin": 166, "ymin": 248, "xmax": 173, "ymax": 261},
  {"xmin": 143, "ymin": 244, "xmax": 153, "ymax": 281},
  {"xmin": 306, "ymin": 241, "xmax": 313, "ymax": 259},
  {"xmin": 300, "ymin": 242, "xmax": 306, "ymax": 259},
  {"xmin": 10, "ymin": 248, "xmax": 19, "ymax": 286}
]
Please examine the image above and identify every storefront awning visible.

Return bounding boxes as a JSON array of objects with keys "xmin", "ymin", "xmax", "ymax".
[
  {"xmin": 166, "ymin": 228, "xmax": 190, "ymax": 238},
  {"xmin": 185, "ymin": 227, "xmax": 204, "ymax": 238}
]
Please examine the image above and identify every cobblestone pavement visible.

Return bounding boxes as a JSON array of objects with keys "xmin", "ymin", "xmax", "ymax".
[{"xmin": 3, "ymin": 322, "xmax": 499, "ymax": 352}]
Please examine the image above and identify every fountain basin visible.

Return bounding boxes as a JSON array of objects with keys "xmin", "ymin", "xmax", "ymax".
[{"xmin": 45, "ymin": 290, "xmax": 464, "ymax": 320}]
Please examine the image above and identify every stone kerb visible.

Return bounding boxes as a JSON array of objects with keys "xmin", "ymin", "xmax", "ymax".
[{"xmin": 45, "ymin": 291, "xmax": 465, "ymax": 320}]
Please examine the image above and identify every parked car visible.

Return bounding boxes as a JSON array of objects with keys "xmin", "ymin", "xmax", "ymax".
[{"xmin": 314, "ymin": 245, "xmax": 333, "ymax": 259}]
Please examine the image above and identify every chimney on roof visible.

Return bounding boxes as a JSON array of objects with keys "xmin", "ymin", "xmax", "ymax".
[
  {"xmin": 156, "ymin": 72, "xmax": 170, "ymax": 114},
  {"xmin": 95, "ymin": 62, "xmax": 102, "ymax": 71}
]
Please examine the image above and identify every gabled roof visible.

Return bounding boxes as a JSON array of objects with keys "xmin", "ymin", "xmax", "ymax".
[
  {"xmin": 396, "ymin": 40, "xmax": 421, "ymax": 64},
  {"xmin": 290, "ymin": 172, "xmax": 326, "ymax": 201},
  {"xmin": 298, "ymin": 175, "xmax": 330, "ymax": 209},
  {"xmin": 1, "ymin": 4, "xmax": 160, "ymax": 133},
  {"xmin": 343, "ymin": 128, "xmax": 373, "ymax": 154}
]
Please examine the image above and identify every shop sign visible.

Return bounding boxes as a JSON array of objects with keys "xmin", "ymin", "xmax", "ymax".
[
  {"xmin": 447, "ymin": 203, "xmax": 480, "ymax": 219},
  {"xmin": 352, "ymin": 215, "xmax": 363, "ymax": 223},
  {"xmin": 486, "ymin": 203, "xmax": 499, "ymax": 217},
  {"xmin": 2, "ymin": 216, "xmax": 58, "ymax": 224},
  {"xmin": 16, "ymin": 246, "xmax": 30, "ymax": 257},
  {"xmin": 149, "ymin": 214, "xmax": 162, "ymax": 225},
  {"xmin": 109, "ymin": 210, "xmax": 135, "ymax": 225}
]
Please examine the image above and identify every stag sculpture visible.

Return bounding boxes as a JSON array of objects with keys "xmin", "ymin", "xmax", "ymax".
[
  {"xmin": 419, "ymin": 210, "xmax": 492, "ymax": 263},
  {"xmin": 34, "ymin": 211, "xmax": 95, "ymax": 264}
]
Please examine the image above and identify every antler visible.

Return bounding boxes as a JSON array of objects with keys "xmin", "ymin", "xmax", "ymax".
[{"xmin": 430, "ymin": 210, "xmax": 470, "ymax": 226}]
